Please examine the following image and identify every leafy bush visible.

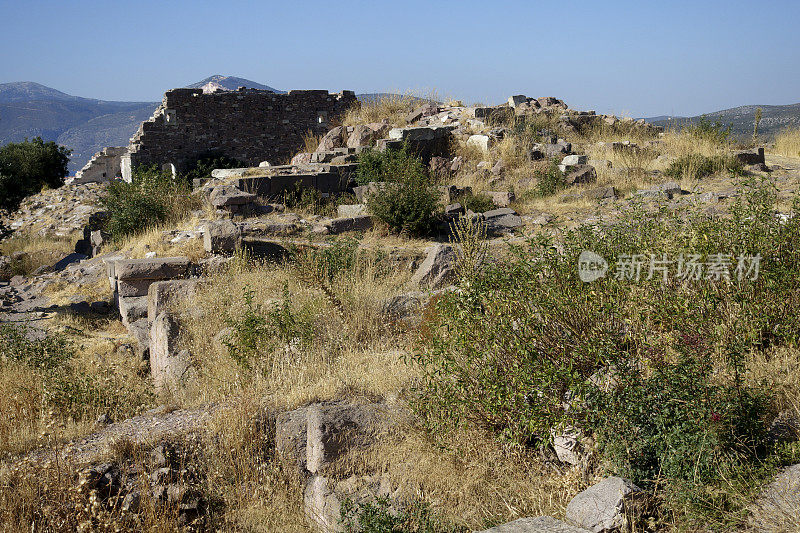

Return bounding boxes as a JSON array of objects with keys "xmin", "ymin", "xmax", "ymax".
[
  {"xmin": 461, "ymin": 192, "xmax": 494, "ymax": 213},
  {"xmin": 224, "ymin": 285, "xmax": 313, "ymax": 370},
  {"xmin": 414, "ymin": 177, "xmax": 800, "ymax": 518},
  {"xmin": 524, "ymin": 158, "xmax": 564, "ymax": 198},
  {"xmin": 358, "ymin": 147, "xmax": 441, "ymax": 236},
  {"xmin": 0, "ymin": 324, "xmax": 152, "ymax": 421},
  {"xmin": 340, "ymin": 497, "xmax": 463, "ymax": 533},
  {"xmin": 586, "ymin": 335, "xmax": 768, "ymax": 487},
  {"xmin": 664, "ymin": 153, "xmax": 742, "ymax": 180},
  {"xmin": 683, "ymin": 116, "xmax": 732, "ymax": 145},
  {"xmin": 0, "ymin": 137, "xmax": 71, "ymax": 211},
  {"xmin": 101, "ymin": 166, "xmax": 198, "ymax": 239},
  {"xmin": 355, "ymin": 146, "xmax": 428, "ymax": 187}
]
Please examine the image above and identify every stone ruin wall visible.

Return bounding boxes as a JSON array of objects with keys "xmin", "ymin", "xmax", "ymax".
[{"xmin": 122, "ymin": 88, "xmax": 358, "ymax": 181}]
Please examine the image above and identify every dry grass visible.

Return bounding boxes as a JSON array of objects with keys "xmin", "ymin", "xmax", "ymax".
[
  {"xmin": 0, "ymin": 233, "xmax": 76, "ymax": 277},
  {"xmin": 342, "ymin": 91, "xmax": 440, "ymax": 128},
  {"xmin": 181, "ymin": 248, "xmax": 415, "ymax": 411},
  {"xmin": 773, "ymin": 127, "xmax": 800, "ymax": 158}
]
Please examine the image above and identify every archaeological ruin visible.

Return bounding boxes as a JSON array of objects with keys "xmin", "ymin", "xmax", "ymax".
[{"xmin": 121, "ymin": 87, "xmax": 358, "ymax": 181}]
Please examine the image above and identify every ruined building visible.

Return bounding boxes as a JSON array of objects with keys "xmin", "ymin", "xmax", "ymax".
[{"xmin": 121, "ymin": 87, "xmax": 357, "ymax": 181}]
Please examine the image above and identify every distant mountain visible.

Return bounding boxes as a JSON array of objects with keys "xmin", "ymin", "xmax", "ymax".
[
  {"xmin": 186, "ymin": 75, "xmax": 283, "ymax": 94},
  {"xmin": 643, "ymin": 103, "xmax": 800, "ymax": 139}
]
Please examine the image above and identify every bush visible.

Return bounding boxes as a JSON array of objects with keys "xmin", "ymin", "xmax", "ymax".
[
  {"xmin": 683, "ymin": 116, "xmax": 732, "ymax": 145},
  {"xmin": 355, "ymin": 146, "xmax": 428, "ymax": 187},
  {"xmin": 414, "ymin": 177, "xmax": 800, "ymax": 519},
  {"xmin": 664, "ymin": 153, "xmax": 742, "ymax": 180},
  {"xmin": 524, "ymin": 158, "xmax": 564, "ymax": 198},
  {"xmin": 224, "ymin": 285, "xmax": 313, "ymax": 371},
  {"xmin": 0, "ymin": 137, "xmax": 71, "ymax": 211},
  {"xmin": 101, "ymin": 166, "xmax": 198, "ymax": 239},
  {"xmin": 359, "ymin": 147, "xmax": 441, "ymax": 236},
  {"xmin": 461, "ymin": 192, "xmax": 494, "ymax": 213},
  {"xmin": 340, "ymin": 497, "xmax": 463, "ymax": 533}
]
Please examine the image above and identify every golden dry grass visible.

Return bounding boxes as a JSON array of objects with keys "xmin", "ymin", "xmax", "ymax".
[
  {"xmin": 773, "ymin": 127, "xmax": 800, "ymax": 158},
  {"xmin": 0, "ymin": 233, "xmax": 76, "ymax": 277}
]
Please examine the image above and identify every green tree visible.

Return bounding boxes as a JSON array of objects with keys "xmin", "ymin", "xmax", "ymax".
[{"xmin": 0, "ymin": 137, "xmax": 71, "ymax": 211}]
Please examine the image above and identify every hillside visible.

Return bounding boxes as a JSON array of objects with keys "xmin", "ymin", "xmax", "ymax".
[{"xmin": 644, "ymin": 102, "xmax": 800, "ymax": 139}]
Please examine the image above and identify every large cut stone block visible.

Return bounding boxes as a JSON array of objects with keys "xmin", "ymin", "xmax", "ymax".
[{"xmin": 114, "ymin": 257, "xmax": 191, "ymax": 281}]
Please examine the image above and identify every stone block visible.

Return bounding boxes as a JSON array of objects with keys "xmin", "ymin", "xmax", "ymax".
[
  {"xmin": 203, "ymin": 220, "xmax": 240, "ymax": 254},
  {"xmin": 119, "ymin": 296, "xmax": 148, "ymax": 328},
  {"xmin": 486, "ymin": 190, "xmax": 516, "ymax": 207},
  {"xmin": 565, "ymin": 477, "xmax": 642, "ymax": 533},
  {"xmin": 336, "ymin": 204, "xmax": 367, "ymax": 218},
  {"xmin": 482, "ymin": 208, "xmax": 522, "ymax": 233},
  {"xmin": 114, "ymin": 257, "xmax": 191, "ymax": 281},
  {"xmin": 150, "ymin": 312, "xmax": 194, "ymax": 392},
  {"xmin": 410, "ymin": 244, "xmax": 456, "ymax": 289},
  {"xmin": 117, "ymin": 278, "xmax": 155, "ymax": 298},
  {"xmin": 467, "ymin": 134, "xmax": 492, "ymax": 152},
  {"xmin": 147, "ymin": 279, "xmax": 201, "ymax": 324},
  {"xmin": 326, "ymin": 215, "xmax": 372, "ymax": 234}
]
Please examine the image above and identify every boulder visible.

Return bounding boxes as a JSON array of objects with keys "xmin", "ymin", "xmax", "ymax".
[
  {"xmin": 734, "ymin": 148, "xmax": 765, "ymax": 166},
  {"xmin": 467, "ymin": 134, "xmax": 492, "ymax": 152},
  {"xmin": 203, "ymin": 219, "xmax": 241, "ymax": 254},
  {"xmin": 325, "ymin": 215, "xmax": 372, "ymax": 234},
  {"xmin": 209, "ymin": 185, "xmax": 256, "ymax": 208},
  {"xmin": 482, "ymin": 208, "xmax": 522, "ymax": 233},
  {"xmin": 487, "ymin": 190, "xmax": 515, "ymax": 207},
  {"xmin": 564, "ymin": 165, "xmax": 597, "ymax": 186},
  {"xmin": 147, "ymin": 279, "xmax": 201, "ymax": 324},
  {"xmin": 749, "ymin": 463, "xmax": 800, "ymax": 532},
  {"xmin": 291, "ymin": 152, "xmax": 313, "ymax": 165},
  {"xmin": 317, "ymin": 126, "xmax": 345, "ymax": 152},
  {"xmin": 336, "ymin": 204, "xmax": 367, "ymax": 218},
  {"xmin": 114, "ymin": 257, "xmax": 191, "ymax": 281},
  {"xmin": 353, "ymin": 182, "xmax": 387, "ymax": 203},
  {"xmin": 346, "ymin": 125, "xmax": 377, "ymax": 148},
  {"xmin": 119, "ymin": 295, "xmax": 148, "ymax": 328},
  {"xmin": 565, "ymin": 477, "xmax": 642, "ymax": 532},
  {"xmin": 562, "ymin": 154, "xmax": 588, "ymax": 167},
  {"xmin": 410, "ymin": 244, "xmax": 456, "ymax": 289},
  {"xmin": 477, "ymin": 516, "xmax": 591, "ymax": 532}
]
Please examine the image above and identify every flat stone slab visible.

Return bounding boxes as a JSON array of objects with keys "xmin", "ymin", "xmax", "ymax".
[{"xmin": 114, "ymin": 257, "xmax": 191, "ymax": 281}]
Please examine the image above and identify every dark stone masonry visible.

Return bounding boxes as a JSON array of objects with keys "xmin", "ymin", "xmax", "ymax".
[{"xmin": 121, "ymin": 87, "xmax": 357, "ymax": 181}]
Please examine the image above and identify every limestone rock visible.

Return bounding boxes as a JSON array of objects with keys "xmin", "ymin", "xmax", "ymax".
[
  {"xmin": 209, "ymin": 185, "xmax": 256, "ymax": 208},
  {"xmin": 346, "ymin": 124, "xmax": 377, "ymax": 148},
  {"xmin": 565, "ymin": 477, "xmax": 642, "ymax": 532},
  {"xmin": 410, "ymin": 244, "xmax": 456, "ymax": 289},
  {"xmin": 749, "ymin": 463, "xmax": 800, "ymax": 532},
  {"xmin": 150, "ymin": 312, "xmax": 194, "ymax": 393},
  {"xmin": 203, "ymin": 219, "xmax": 241, "ymax": 254},
  {"xmin": 336, "ymin": 204, "xmax": 367, "ymax": 218},
  {"xmin": 564, "ymin": 165, "xmax": 597, "ymax": 186},
  {"xmin": 147, "ymin": 279, "xmax": 201, "ymax": 323},
  {"xmin": 317, "ymin": 126, "xmax": 345, "ymax": 152},
  {"xmin": 467, "ymin": 134, "xmax": 492, "ymax": 152},
  {"xmin": 482, "ymin": 208, "xmax": 523, "ymax": 233}
]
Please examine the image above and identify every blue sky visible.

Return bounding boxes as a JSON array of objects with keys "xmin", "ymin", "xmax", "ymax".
[{"xmin": 1, "ymin": 0, "xmax": 798, "ymax": 117}]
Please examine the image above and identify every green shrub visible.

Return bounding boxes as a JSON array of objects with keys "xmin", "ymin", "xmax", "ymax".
[
  {"xmin": 224, "ymin": 285, "xmax": 313, "ymax": 371},
  {"xmin": 0, "ymin": 324, "xmax": 152, "ymax": 421},
  {"xmin": 414, "ymin": 177, "xmax": 800, "ymax": 520},
  {"xmin": 356, "ymin": 146, "xmax": 441, "ymax": 236},
  {"xmin": 461, "ymin": 192, "xmax": 494, "ymax": 213},
  {"xmin": 684, "ymin": 116, "xmax": 732, "ymax": 145},
  {"xmin": 586, "ymin": 334, "xmax": 768, "ymax": 487},
  {"xmin": 0, "ymin": 137, "xmax": 71, "ymax": 211},
  {"xmin": 355, "ymin": 146, "xmax": 427, "ymax": 187},
  {"xmin": 101, "ymin": 166, "xmax": 198, "ymax": 239},
  {"xmin": 340, "ymin": 497, "xmax": 463, "ymax": 533},
  {"xmin": 664, "ymin": 154, "xmax": 742, "ymax": 180},
  {"xmin": 525, "ymin": 158, "xmax": 564, "ymax": 198}
]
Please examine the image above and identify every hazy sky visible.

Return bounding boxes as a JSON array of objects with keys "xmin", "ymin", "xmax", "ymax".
[{"xmin": 2, "ymin": 0, "xmax": 798, "ymax": 117}]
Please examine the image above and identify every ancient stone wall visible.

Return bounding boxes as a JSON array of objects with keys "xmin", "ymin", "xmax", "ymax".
[
  {"xmin": 122, "ymin": 88, "xmax": 357, "ymax": 181},
  {"xmin": 74, "ymin": 146, "xmax": 128, "ymax": 184}
]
